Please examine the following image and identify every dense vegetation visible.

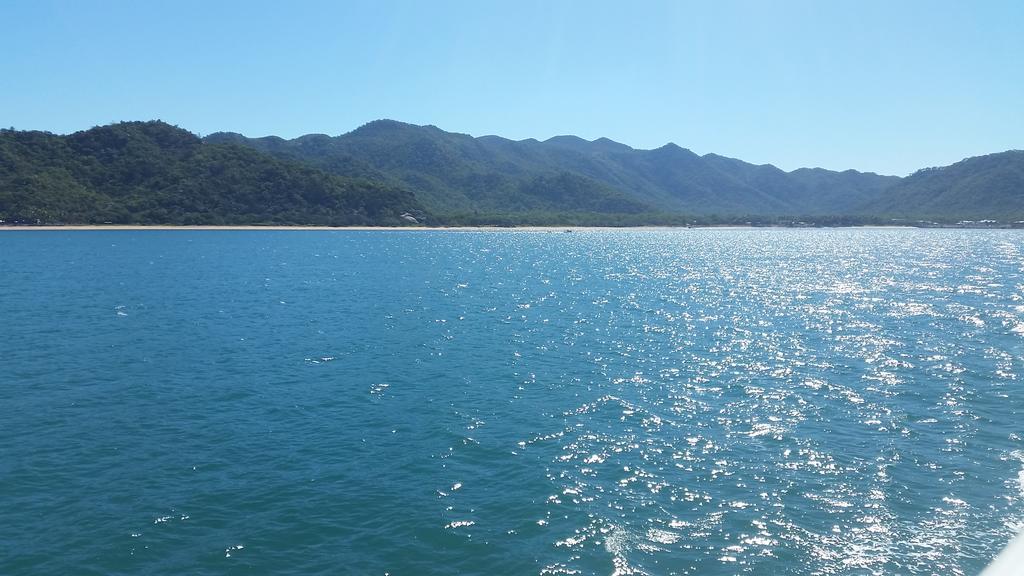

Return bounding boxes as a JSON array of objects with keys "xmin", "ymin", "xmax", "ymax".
[
  {"xmin": 0, "ymin": 122, "xmax": 426, "ymax": 225},
  {"xmin": 1, "ymin": 119, "xmax": 1021, "ymax": 226},
  {"xmin": 206, "ymin": 119, "xmax": 902, "ymax": 217},
  {"xmin": 870, "ymin": 151, "xmax": 1024, "ymax": 221}
]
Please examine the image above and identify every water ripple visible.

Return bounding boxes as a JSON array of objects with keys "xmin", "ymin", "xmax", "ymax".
[{"xmin": 0, "ymin": 229, "xmax": 1022, "ymax": 575}]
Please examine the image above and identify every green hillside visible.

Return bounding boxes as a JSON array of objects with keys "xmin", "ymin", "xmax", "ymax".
[
  {"xmin": 871, "ymin": 151, "xmax": 1024, "ymax": 220},
  {"xmin": 206, "ymin": 119, "xmax": 900, "ymax": 217},
  {"xmin": 2, "ymin": 119, "xmax": 1022, "ymax": 226},
  {"xmin": 0, "ymin": 122, "xmax": 425, "ymax": 225}
]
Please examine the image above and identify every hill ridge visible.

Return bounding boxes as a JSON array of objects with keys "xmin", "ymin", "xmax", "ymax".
[
  {"xmin": 3, "ymin": 119, "xmax": 1021, "ymax": 225},
  {"xmin": 206, "ymin": 120, "xmax": 904, "ymax": 216}
]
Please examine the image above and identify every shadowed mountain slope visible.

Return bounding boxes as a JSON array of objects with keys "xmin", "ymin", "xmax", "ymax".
[
  {"xmin": 870, "ymin": 151, "xmax": 1024, "ymax": 220},
  {"xmin": 207, "ymin": 119, "xmax": 902, "ymax": 217}
]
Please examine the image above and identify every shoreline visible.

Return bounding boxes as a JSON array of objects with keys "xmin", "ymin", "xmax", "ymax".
[{"xmin": 0, "ymin": 224, "xmax": 928, "ymax": 232}]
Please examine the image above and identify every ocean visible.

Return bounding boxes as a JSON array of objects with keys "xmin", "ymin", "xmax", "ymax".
[{"xmin": 1, "ymin": 228, "xmax": 1022, "ymax": 575}]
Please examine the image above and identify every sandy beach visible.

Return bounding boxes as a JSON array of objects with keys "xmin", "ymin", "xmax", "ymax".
[
  {"xmin": 0, "ymin": 225, "xmax": 921, "ymax": 232},
  {"xmin": 0, "ymin": 225, "xmax": 676, "ymax": 232}
]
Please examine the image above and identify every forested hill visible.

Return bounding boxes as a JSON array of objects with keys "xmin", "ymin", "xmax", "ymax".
[
  {"xmin": 2, "ymin": 119, "xmax": 1022, "ymax": 226},
  {"xmin": 870, "ymin": 151, "xmax": 1024, "ymax": 220},
  {"xmin": 206, "ymin": 119, "xmax": 901, "ymax": 217},
  {"xmin": 0, "ymin": 121, "xmax": 426, "ymax": 225}
]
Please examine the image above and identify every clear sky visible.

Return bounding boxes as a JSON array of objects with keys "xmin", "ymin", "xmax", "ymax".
[{"xmin": 1, "ymin": 0, "xmax": 1021, "ymax": 175}]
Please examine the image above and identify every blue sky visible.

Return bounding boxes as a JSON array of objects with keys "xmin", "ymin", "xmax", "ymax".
[{"xmin": 1, "ymin": 0, "xmax": 1021, "ymax": 175}]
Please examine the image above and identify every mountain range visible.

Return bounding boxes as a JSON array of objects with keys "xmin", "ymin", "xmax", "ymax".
[
  {"xmin": 1, "ymin": 119, "xmax": 1022, "ymax": 226},
  {"xmin": 205, "ymin": 120, "xmax": 903, "ymax": 217}
]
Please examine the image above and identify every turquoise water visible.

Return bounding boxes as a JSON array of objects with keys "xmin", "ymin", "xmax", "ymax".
[{"xmin": 1, "ymin": 229, "xmax": 1022, "ymax": 575}]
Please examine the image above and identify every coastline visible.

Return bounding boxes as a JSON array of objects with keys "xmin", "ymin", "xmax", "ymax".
[
  {"xmin": 0, "ymin": 224, "xmax": 923, "ymax": 232},
  {"xmin": 0, "ymin": 225, "xmax": 626, "ymax": 231}
]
